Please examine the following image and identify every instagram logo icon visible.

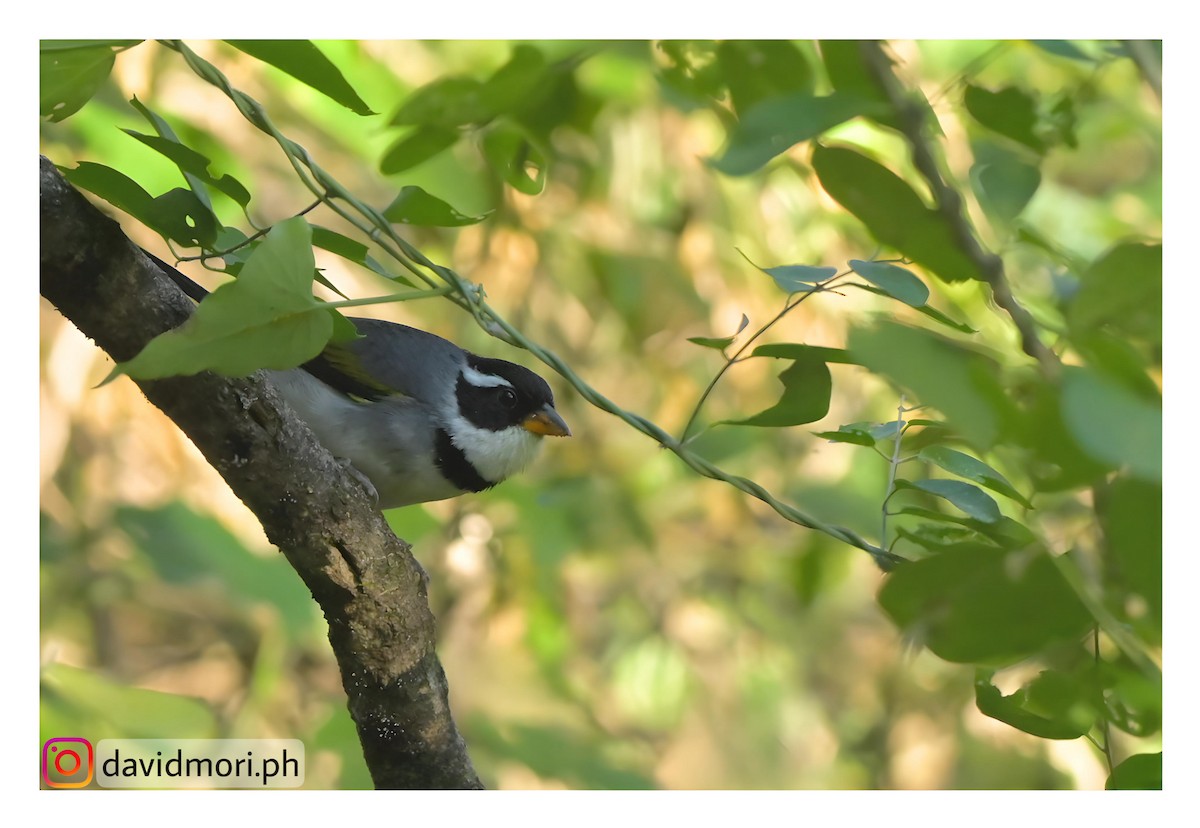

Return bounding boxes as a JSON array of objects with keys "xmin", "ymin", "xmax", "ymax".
[{"xmin": 43, "ymin": 738, "xmax": 94, "ymax": 788}]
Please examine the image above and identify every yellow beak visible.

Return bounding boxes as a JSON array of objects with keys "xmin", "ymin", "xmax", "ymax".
[{"xmin": 522, "ymin": 406, "xmax": 571, "ymax": 437}]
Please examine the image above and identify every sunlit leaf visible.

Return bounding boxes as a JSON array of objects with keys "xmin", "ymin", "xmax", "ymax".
[
  {"xmin": 118, "ymin": 218, "xmax": 335, "ymax": 379},
  {"xmin": 382, "ymin": 186, "xmax": 490, "ymax": 226},
  {"xmin": 688, "ymin": 314, "xmax": 749, "ymax": 351},
  {"xmin": 389, "ymin": 76, "xmax": 489, "ymax": 127},
  {"xmin": 226, "ymin": 40, "xmax": 375, "ymax": 115},
  {"xmin": 846, "ymin": 283, "xmax": 975, "ymax": 333}
]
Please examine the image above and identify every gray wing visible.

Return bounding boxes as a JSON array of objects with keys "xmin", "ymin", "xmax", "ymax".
[{"xmin": 302, "ymin": 317, "xmax": 466, "ymax": 404}]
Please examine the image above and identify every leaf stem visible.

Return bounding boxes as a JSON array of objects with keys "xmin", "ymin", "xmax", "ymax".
[{"xmin": 880, "ymin": 396, "xmax": 909, "ymax": 548}]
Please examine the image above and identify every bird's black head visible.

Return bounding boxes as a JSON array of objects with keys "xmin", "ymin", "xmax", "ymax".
[{"xmin": 455, "ymin": 354, "xmax": 570, "ymax": 436}]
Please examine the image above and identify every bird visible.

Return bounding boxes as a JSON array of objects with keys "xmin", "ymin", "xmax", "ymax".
[{"xmin": 143, "ymin": 250, "xmax": 571, "ymax": 508}]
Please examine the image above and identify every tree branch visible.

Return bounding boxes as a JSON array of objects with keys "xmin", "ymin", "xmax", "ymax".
[
  {"xmin": 858, "ymin": 41, "xmax": 1062, "ymax": 381},
  {"xmin": 39, "ymin": 155, "xmax": 482, "ymax": 790}
]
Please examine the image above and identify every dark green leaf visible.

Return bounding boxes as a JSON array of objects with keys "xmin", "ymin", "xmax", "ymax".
[
  {"xmin": 310, "ymin": 225, "xmax": 413, "ymax": 287},
  {"xmin": 894, "ymin": 508, "xmax": 1037, "ymax": 550},
  {"xmin": 848, "ymin": 321, "xmax": 1013, "ymax": 449},
  {"xmin": 896, "ymin": 478, "xmax": 1002, "ymax": 523},
  {"xmin": 481, "ymin": 44, "xmax": 549, "ymax": 116},
  {"xmin": 226, "ymin": 40, "xmax": 374, "ymax": 115},
  {"xmin": 689, "ymin": 314, "xmax": 749, "ymax": 350},
  {"xmin": 975, "ymin": 669, "xmax": 1095, "ymax": 739},
  {"xmin": 711, "ymin": 93, "xmax": 881, "ymax": 175},
  {"xmin": 62, "ymin": 162, "xmax": 219, "ymax": 247},
  {"xmin": 1061, "ymin": 366, "xmax": 1161, "ymax": 481},
  {"xmin": 382, "ymin": 186, "xmax": 490, "ymax": 227},
  {"xmin": 1029, "ymin": 40, "xmax": 1099, "ymax": 63},
  {"xmin": 389, "ymin": 76, "xmax": 489, "ymax": 128},
  {"xmin": 122, "ymin": 125, "xmax": 252, "ymax": 209},
  {"xmin": 918, "ymin": 446, "xmax": 1033, "ymax": 509},
  {"xmin": 723, "ymin": 352, "xmax": 832, "ymax": 427},
  {"xmin": 963, "ymin": 84, "xmax": 1045, "ymax": 153},
  {"xmin": 971, "ymin": 150, "xmax": 1041, "ymax": 225},
  {"xmin": 1106, "ymin": 753, "xmax": 1161, "ymax": 790},
  {"xmin": 812, "ymin": 145, "xmax": 986, "ymax": 283},
  {"xmin": 1068, "ymin": 242, "xmax": 1161, "ymax": 346},
  {"xmin": 717, "ymin": 40, "xmax": 814, "ymax": 114},
  {"xmin": 878, "ymin": 545, "xmax": 1093, "ymax": 665},
  {"xmin": 118, "ymin": 218, "xmax": 335, "ymax": 379},
  {"xmin": 379, "ymin": 125, "xmax": 460, "ymax": 175},
  {"xmin": 813, "ymin": 426, "xmax": 876, "ymax": 446},
  {"xmin": 1100, "ymin": 476, "xmax": 1162, "ymax": 623},
  {"xmin": 751, "ymin": 344, "xmax": 857, "ymax": 364},
  {"xmin": 818, "ymin": 40, "xmax": 898, "ymax": 129},
  {"xmin": 846, "ymin": 283, "xmax": 975, "ymax": 333},
  {"xmin": 481, "ymin": 124, "xmax": 548, "ymax": 195},
  {"xmin": 849, "ymin": 259, "xmax": 930, "ymax": 307},
  {"xmin": 40, "ymin": 41, "xmax": 139, "ymax": 121}
]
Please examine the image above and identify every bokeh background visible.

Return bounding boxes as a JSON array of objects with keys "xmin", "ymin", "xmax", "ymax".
[{"xmin": 40, "ymin": 40, "xmax": 1161, "ymax": 789}]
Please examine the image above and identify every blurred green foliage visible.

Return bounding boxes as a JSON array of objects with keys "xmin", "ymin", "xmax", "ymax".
[{"xmin": 40, "ymin": 39, "xmax": 1160, "ymax": 789}]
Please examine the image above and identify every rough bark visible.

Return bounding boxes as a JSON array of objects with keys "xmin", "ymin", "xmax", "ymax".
[{"xmin": 39, "ymin": 155, "xmax": 482, "ymax": 790}]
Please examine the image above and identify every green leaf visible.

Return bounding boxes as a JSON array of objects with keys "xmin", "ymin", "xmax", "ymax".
[
  {"xmin": 62, "ymin": 162, "xmax": 219, "ymax": 247},
  {"xmin": 711, "ymin": 92, "xmax": 881, "ymax": 175},
  {"xmin": 1061, "ymin": 366, "xmax": 1161, "ymax": 481},
  {"xmin": 848, "ymin": 259, "xmax": 930, "ymax": 307},
  {"xmin": 382, "ymin": 186, "xmax": 490, "ymax": 227},
  {"xmin": 1106, "ymin": 753, "xmax": 1162, "ymax": 790},
  {"xmin": 119, "ymin": 218, "xmax": 335, "ymax": 379},
  {"xmin": 717, "ymin": 40, "xmax": 814, "ymax": 114},
  {"xmin": 812, "ymin": 145, "xmax": 985, "ymax": 283},
  {"xmin": 480, "ymin": 44, "xmax": 549, "ymax": 116},
  {"xmin": 818, "ymin": 40, "xmax": 899, "ymax": 129},
  {"xmin": 848, "ymin": 320, "xmax": 1013, "ymax": 449},
  {"xmin": 975, "ymin": 669, "xmax": 1095, "ymax": 739},
  {"xmin": 379, "ymin": 125, "xmax": 460, "ymax": 175},
  {"xmin": 1100, "ymin": 476, "xmax": 1162, "ymax": 624},
  {"xmin": 389, "ymin": 76, "xmax": 489, "ymax": 128},
  {"xmin": 963, "ymin": 84, "xmax": 1045, "ymax": 153},
  {"xmin": 225, "ymin": 40, "xmax": 374, "ymax": 115},
  {"xmin": 751, "ymin": 344, "xmax": 857, "ymax": 364},
  {"xmin": 310, "ymin": 225, "xmax": 412, "ymax": 288},
  {"xmin": 481, "ymin": 124, "xmax": 548, "ymax": 195},
  {"xmin": 878, "ymin": 545, "xmax": 1093, "ymax": 665},
  {"xmin": 723, "ymin": 352, "xmax": 832, "ymax": 427},
  {"xmin": 896, "ymin": 478, "xmax": 1002, "ymax": 523},
  {"xmin": 40, "ymin": 41, "xmax": 139, "ymax": 121},
  {"xmin": 1068, "ymin": 242, "xmax": 1161, "ymax": 346},
  {"xmin": 813, "ymin": 425, "xmax": 876, "ymax": 446},
  {"xmin": 739, "ymin": 253, "xmax": 836, "ymax": 293},
  {"xmin": 918, "ymin": 446, "xmax": 1033, "ymax": 509},
  {"xmin": 129, "ymin": 97, "xmax": 252, "ymax": 209},
  {"xmin": 688, "ymin": 314, "xmax": 749, "ymax": 350},
  {"xmin": 971, "ymin": 150, "xmax": 1041, "ymax": 225},
  {"xmin": 845, "ymin": 283, "xmax": 975, "ymax": 333}
]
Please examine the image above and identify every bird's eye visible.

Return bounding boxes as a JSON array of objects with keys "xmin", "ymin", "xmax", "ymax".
[{"xmin": 497, "ymin": 387, "xmax": 517, "ymax": 408}]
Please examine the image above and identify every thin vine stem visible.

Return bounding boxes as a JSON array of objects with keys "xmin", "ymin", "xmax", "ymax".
[{"xmin": 880, "ymin": 397, "xmax": 910, "ymax": 549}]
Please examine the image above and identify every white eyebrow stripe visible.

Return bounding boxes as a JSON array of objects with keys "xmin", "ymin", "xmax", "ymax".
[{"xmin": 461, "ymin": 364, "xmax": 514, "ymax": 389}]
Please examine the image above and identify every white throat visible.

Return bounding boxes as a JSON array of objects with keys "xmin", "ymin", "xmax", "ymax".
[{"xmin": 446, "ymin": 414, "xmax": 543, "ymax": 483}]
